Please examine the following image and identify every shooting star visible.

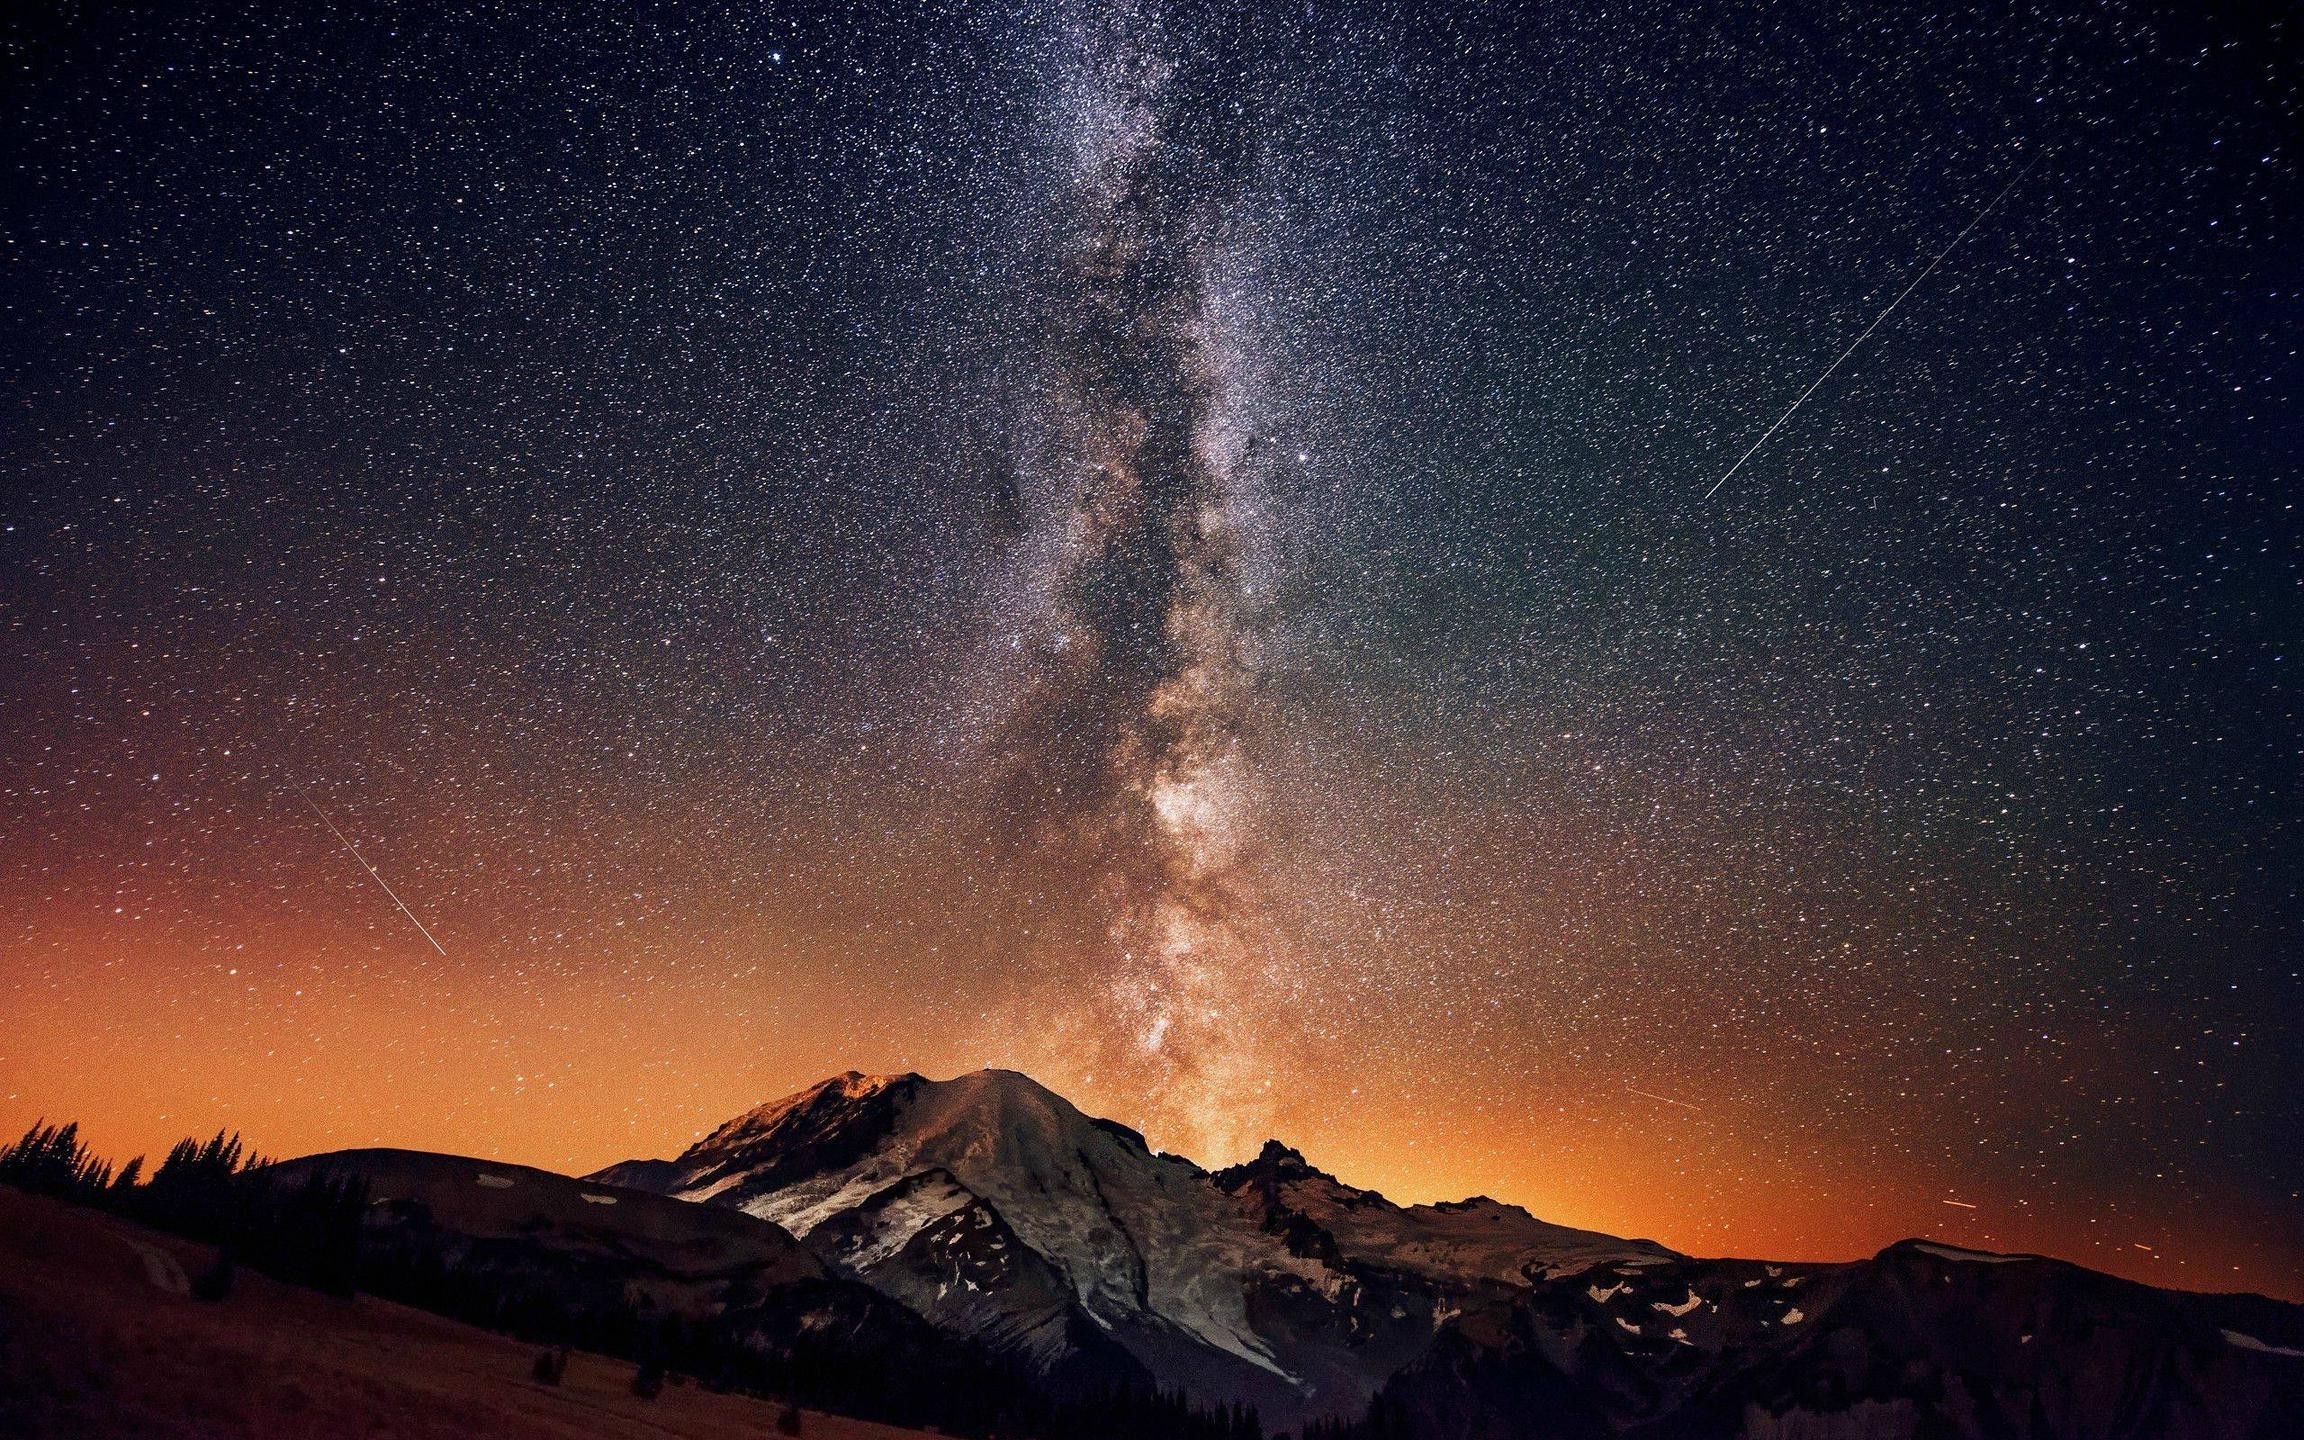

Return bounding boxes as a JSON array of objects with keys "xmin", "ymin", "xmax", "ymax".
[
  {"xmin": 1703, "ymin": 150, "xmax": 2043, "ymax": 501},
  {"xmin": 286, "ymin": 777, "xmax": 448, "ymax": 957},
  {"xmin": 1626, "ymin": 1087, "xmax": 1703, "ymax": 1113},
  {"xmin": 1942, "ymin": 1199, "xmax": 1980, "ymax": 1210}
]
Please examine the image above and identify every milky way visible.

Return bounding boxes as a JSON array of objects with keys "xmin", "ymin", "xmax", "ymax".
[{"xmin": 993, "ymin": 3, "xmax": 1295, "ymax": 1157}]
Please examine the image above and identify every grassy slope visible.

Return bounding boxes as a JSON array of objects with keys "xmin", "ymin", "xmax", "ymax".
[{"xmin": 0, "ymin": 1185, "xmax": 936, "ymax": 1440}]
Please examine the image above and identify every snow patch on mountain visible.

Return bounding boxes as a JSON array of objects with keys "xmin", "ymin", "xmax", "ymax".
[{"xmin": 2223, "ymin": 1330, "xmax": 2304, "ymax": 1358}]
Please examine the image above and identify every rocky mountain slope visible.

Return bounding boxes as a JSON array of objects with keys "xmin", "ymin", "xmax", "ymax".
[
  {"xmin": 1213, "ymin": 1138, "xmax": 1678, "ymax": 1285},
  {"xmin": 594, "ymin": 1068, "xmax": 2304, "ymax": 1438}
]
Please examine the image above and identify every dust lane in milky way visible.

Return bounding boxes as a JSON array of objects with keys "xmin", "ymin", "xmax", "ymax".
[{"xmin": 988, "ymin": 3, "xmax": 1300, "ymax": 1160}]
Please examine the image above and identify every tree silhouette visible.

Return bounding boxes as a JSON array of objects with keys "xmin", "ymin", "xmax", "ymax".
[{"xmin": 0, "ymin": 1120, "xmax": 113, "ymax": 1197}]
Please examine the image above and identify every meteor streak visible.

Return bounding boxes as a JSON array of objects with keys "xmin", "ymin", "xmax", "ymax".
[
  {"xmin": 1626, "ymin": 1086, "xmax": 1702, "ymax": 1112},
  {"xmin": 1703, "ymin": 151, "xmax": 2042, "ymax": 501},
  {"xmin": 286, "ymin": 776, "xmax": 448, "ymax": 956}
]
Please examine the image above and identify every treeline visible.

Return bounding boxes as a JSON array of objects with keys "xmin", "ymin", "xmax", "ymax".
[
  {"xmin": 0, "ymin": 1120, "xmax": 366, "ymax": 1297},
  {"xmin": 1303, "ymin": 1397, "xmax": 1419, "ymax": 1440},
  {"xmin": 0, "ymin": 1120, "xmax": 1280, "ymax": 1440},
  {"xmin": 346, "ymin": 1234, "xmax": 1024, "ymax": 1435},
  {"xmin": 352, "ymin": 1229, "xmax": 1272, "ymax": 1440}
]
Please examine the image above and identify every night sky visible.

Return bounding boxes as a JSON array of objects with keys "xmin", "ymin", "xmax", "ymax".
[{"xmin": 3, "ymin": 1, "xmax": 2299, "ymax": 1299}]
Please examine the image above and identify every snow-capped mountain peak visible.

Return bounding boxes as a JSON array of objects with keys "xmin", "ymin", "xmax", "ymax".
[
  {"xmin": 592, "ymin": 1069, "xmax": 1663, "ymax": 1425},
  {"xmin": 597, "ymin": 1069, "xmax": 1340, "ymax": 1404}
]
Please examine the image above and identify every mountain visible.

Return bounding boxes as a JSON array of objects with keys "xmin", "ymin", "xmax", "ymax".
[
  {"xmin": 1374, "ymin": 1240, "xmax": 2304, "ymax": 1439},
  {"xmin": 601, "ymin": 1069, "xmax": 1371, "ymax": 1420},
  {"xmin": 591, "ymin": 1069, "xmax": 1664, "ymax": 1427},
  {"xmin": 595, "ymin": 1068, "xmax": 2304, "ymax": 1439}
]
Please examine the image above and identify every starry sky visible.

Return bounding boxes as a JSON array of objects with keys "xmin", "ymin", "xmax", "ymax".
[{"xmin": 3, "ymin": 1, "xmax": 2299, "ymax": 1299}]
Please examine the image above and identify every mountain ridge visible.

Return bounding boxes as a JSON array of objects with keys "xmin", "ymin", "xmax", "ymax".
[{"xmin": 580, "ymin": 1066, "xmax": 2304, "ymax": 1437}]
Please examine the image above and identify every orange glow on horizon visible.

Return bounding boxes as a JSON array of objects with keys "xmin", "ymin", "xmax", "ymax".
[{"xmin": 6, "ymin": 909, "xmax": 2296, "ymax": 1304}]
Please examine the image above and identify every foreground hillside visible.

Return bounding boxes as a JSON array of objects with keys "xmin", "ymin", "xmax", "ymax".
[{"xmin": 0, "ymin": 1185, "xmax": 932, "ymax": 1440}]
